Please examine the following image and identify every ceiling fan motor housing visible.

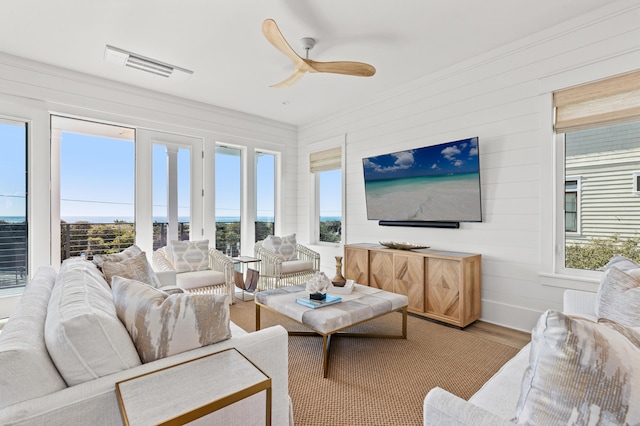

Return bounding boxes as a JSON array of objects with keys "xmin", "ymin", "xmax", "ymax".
[{"xmin": 300, "ymin": 37, "xmax": 316, "ymax": 52}]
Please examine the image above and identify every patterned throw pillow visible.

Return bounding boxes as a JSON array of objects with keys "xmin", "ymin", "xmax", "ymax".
[
  {"xmin": 170, "ymin": 240, "xmax": 210, "ymax": 273},
  {"xmin": 111, "ymin": 276, "xmax": 231, "ymax": 363},
  {"xmin": 102, "ymin": 251, "xmax": 162, "ymax": 288},
  {"xmin": 596, "ymin": 256, "xmax": 640, "ymax": 327},
  {"xmin": 516, "ymin": 310, "xmax": 640, "ymax": 425},
  {"xmin": 92, "ymin": 244, "xmax": 142, "ymax": 268},
  {"xmin": 263, "ymin": 234, "xmax": 297, "ymax": 261}
]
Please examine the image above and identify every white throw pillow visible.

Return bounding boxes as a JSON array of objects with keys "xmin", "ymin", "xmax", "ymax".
[
  {"xmin": 596, "ymin": 266, "xmax": 640, "ymax": 327},
  {"xmin": 92, "ymin": 244, "xmax": 142, "ymax": 268},
  {"xmin": 263, "ymin": 234, "xmax": 297, "ymax": 261},
  {"xmin": 516, "ymin": 310, "xmax": 640, "ymax": 425},
  {"xmin": 112, "ymin": 276, "xmax": 231, "ymax": 363},
  {"xmin": 170, "ymin": 240, "xmax": 210, "ymax": 273},
  {"xmin": 45, "ymin": 261, "xmax": 142, "ymax": 386},
  {"xmin": 102, "ymin": 251, "xmax": 162, "ymax": 288}
]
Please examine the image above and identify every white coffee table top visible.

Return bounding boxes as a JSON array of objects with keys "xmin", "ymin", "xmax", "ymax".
[{"xmin": 255, "ymin": 284, "xmax": 408, "ymax": 334}]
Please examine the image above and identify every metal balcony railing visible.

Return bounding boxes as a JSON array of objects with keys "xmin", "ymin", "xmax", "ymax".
[
  {"xmin": 60, "ymin": 221, "xmax": 190, "ymax": 261},
  {"xmin": 0, "ymin": 222, "xmax": 27, "ymax": 289},
  {"xmin": 0, "ymin": 219, "xmax": 275, "ymax": 290}
]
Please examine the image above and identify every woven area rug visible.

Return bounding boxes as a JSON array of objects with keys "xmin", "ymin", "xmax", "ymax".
[{"xmin": 230, "ymin": 298, "xmax": 520, "ymax": 426}]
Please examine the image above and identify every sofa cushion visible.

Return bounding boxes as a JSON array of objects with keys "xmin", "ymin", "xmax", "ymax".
[
  {"xmin": 0, "ymin": 266, "xmax": 67, "ymax": 409},
  {"xmin": 515, "ymin": 310, "xmax": 640, "ymax": 425},
  {"xmin": 102, "ymin": 251, "xmax": 162, "ymax": 288},
  {"xmin": 281, "ymin": 259, "xmax": 314, "ymax": 275},
  {"xmin": 45, "ymin": 260, "xmax": 142, "ymax": 386},
  {"xmin": 112, "ymin": 276, "xmax": 231, "ymax": 363},
  {"xmin": 596, "ymin": 257, "xmax": 640, "ymax": 327},
  {"xmin": 170, "ymin": 240, "xmax": 210, "ymax": 273},
  {"xmin": 176, "ymin": 269, "xmax": 226, "ymax": 290},
  {"xmin": 92, "ymin": 244, "xmax": 142, "ymax": 268},
  {"xmin": 263, "ymin": 234, "xmax": 297, "ymax": 261}
]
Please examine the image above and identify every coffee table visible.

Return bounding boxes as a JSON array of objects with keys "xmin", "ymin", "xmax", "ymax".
[{"xmin": 255, "ymin": 284, "xmax": 408, "ymax": 378}]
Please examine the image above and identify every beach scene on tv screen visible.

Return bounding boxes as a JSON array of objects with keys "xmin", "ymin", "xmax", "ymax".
[{"xmin": 363, "ymin": 138, "xmax": 481, "ymax": 222}]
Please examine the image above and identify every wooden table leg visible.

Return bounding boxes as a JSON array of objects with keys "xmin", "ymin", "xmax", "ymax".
[
  {"xmin": 322, "ymin": 334, "xmax": 332, "ymax": 378},
  {"xmin": 256, "ymin": 303, "xmax": 261, "ymax": 331},
  {"xmin": 402, "ymin": 306, "xmax": 407, "ymax": 338}
]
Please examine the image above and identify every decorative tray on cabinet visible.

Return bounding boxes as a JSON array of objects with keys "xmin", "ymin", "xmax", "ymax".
[{"xmin": 379, "ymin": 241, "xmax": 429, "ymax": 250}]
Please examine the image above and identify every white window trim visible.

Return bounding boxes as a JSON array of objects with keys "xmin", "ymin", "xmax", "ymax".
[
  {"xmin": 308, "ymin": 135, "xmax": 346, "ymax": 246},
  {"xmin": 564, "ymin": 175, "xmax": 582, "ymax": 236}
]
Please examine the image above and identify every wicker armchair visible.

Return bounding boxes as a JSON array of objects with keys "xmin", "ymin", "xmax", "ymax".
[
  {"xmin": 152, "ymin": 246, "xmax": 235, "ymax": 303},
  {"xmin": 254, "ymin": 240, "xmax": 320, "ymax": 291}
]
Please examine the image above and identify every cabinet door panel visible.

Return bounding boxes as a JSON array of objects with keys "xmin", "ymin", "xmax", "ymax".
[
  {"xmin": 344, "ymin": 246, "xmax": 369, "ymax": 285},
  {"xmin": 426, "ymin": 258, "xmax": 460, "ymax": 319},
  {"xmin": 369, "ymin": 251, "xmax": 394, "ymax": 292},
  {"xmin": 393, "ymin": 253, "xmax": 424, "ymax": 312}
]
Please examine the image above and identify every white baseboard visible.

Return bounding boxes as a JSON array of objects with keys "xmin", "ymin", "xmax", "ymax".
[{"xmin": 479, "ymin": 299, "xmax": 542, "ymax": 333}]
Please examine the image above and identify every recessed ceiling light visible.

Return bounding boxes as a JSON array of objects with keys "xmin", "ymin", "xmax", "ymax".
[{"xmin": 104, "ymin": 45, "xmax": 193, "ymax": 80}]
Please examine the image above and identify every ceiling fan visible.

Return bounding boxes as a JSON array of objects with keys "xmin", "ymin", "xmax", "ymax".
[{"xmin": 262, "ymin": 18, "xmax": 376, "ymax": 88}]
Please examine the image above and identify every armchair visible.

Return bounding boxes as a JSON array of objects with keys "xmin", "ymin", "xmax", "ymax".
[
  {"xmin": 152, "ymin": 243, "xmax": 235, "ymax": 303},
  {"xmin": 254, "ymin": 237, "xmax": 320, "ymax": 291}
]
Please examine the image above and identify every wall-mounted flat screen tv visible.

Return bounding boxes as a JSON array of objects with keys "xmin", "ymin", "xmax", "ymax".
[{"xmin": 362, "ymin": 137, "xmax": 482, "ymax": 224}]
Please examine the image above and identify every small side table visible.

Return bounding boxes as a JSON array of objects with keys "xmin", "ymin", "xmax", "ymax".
[
  {"xmin": 116, "ymin": 348, "xmax": 271, "ymax": 425},
  {"xmin": 232, "ymin": 256, "xmax": 261, "ymax": 301}
]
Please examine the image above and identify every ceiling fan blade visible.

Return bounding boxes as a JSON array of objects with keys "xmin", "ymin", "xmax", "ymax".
[
  {"xmin": 271, "ymin": 69, "xmax": 307, "ymax": 88},
  {"xmin": 305, "ymin": 59, "xmax": 376, "ymax": 77},
  {"xmin": 262, "ymin": 19, "xmax": 306, "ymax": 67}
]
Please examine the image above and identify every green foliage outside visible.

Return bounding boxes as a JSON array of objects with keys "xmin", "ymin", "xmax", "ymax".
[
  {"xmin": 320, "ymin": 220, "xmax": 341, "ymax": 243},
  {"xmin": 565, "ymin": 234, "xmax": 640, "ymax": 270},
  {"xmin": 215, "ymin": 221, "xmax": 274, "ymax": 256},
  {"xmin": 61, "ymin": 221, "xmax": 135, "ymax": 259}
]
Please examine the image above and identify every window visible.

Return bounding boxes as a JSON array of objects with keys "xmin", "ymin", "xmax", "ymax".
[
  {"xmin": 52, "ymin": 116, "xmax": 135, "ymax": 261},
  {"xmin": 310, "ymin": 145, "xmax": 343, "ymax": 244},
  {"xmin": 152, "ymin": 144, "xmax": 191, "ymax": 249},
  {"xmin": 0, "ymin": 119, "xmax": 27, "ymax": 290},
  {"xmin": 255, "ymin": 151, "xmax": 275, "ymax": 242},
  {"xmin": 564, "ymin": 179, "xmax": 578, "ymax": 233},
  {"xmin": 633, "ymin": 171, "xmax": 640, "ymax": 194},
  {"xmin": 215, "ymin": 145, "xmax": 241, "ymax": 256},
  {"xmin": 554, "ymin": 70, "xmax": 640, "ymax": 271}
]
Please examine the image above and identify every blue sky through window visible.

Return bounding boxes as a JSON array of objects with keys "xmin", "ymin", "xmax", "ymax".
[
  {"xmin": 1, "ymin": 123, "xmax": 340, "ymax": 222},
  {"xmin": 0, "ymin": 122, "xmax": 26, "ymax": 219}
]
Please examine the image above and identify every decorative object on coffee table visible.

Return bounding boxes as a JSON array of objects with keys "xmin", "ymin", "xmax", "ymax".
[
  {"xmin": 306, "ymin": 271, "xmax": 331, "ymax": 300},
  {"xmin": 332, "ymin": 256, "xmax": 347, "ymax": 287},
  {"xmin": 379, "ymin": 241, "xmax": 429, "ymax": 250}
]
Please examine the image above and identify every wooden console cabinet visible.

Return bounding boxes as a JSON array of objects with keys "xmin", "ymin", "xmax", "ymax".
[{"xmin": 344, "ymin": 243, "xmax": 481, "ymax": 328}]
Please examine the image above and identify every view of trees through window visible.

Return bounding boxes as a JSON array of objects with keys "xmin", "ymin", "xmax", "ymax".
[
  {"xmin": 55, "ymin": 116, "xmax": 137, "ymax": 261},
  {"xmin": 215, "ymin": 146, "xmax": 241, "ymax": 256},
  {"xmin": 318, "ymin": 168, "xmax": 342, "ymax": 243},
  {"xmin": 564, "ymin": 121, "xmax": 640, "ymax": 270},
  {"xmin": 255, "ymin": 151, "xmax": 275, "ymax": 242}
]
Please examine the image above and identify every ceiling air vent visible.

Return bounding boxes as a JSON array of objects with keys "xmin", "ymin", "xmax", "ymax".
[{"xmin": 104, "ymin": 45, "xmax": 193, "ymax": 80}]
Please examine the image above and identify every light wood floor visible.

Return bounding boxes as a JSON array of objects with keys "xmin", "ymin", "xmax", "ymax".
[
  {"xmin": 464, "ymin": 320, "xmax": 531, "ymax": 349},
  {"xmin": 403, "ymin": 312, "xmax": 531, "ymax": 349}
]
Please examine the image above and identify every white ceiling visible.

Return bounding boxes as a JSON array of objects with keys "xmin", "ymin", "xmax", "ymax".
[{"xmin": 1, "ymin": 1, "xmax": 613, "ymax": 126}]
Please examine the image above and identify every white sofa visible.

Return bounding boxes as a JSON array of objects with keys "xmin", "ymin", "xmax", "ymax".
[
  {"xmin": 423, "ymin": 289, "xmax": 617, "ymax": 425},
  {"xmin": 0, "ymin": 260, "xmax": 292, "ymax": 425}
]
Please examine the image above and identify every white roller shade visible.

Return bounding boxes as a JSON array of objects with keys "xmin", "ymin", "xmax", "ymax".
[
  {"xmin": 554, "ymin": 69, "xmax": 640, "ymax": 133},
  {"xmin": 310, "ymin": 146, "xmax": 342, "ymax": 172}
]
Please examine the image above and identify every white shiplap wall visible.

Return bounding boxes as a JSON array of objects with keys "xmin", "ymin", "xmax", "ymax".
[{"xmin": 298, "ymin": 0, "xmax": 640, "ymax": 331}]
